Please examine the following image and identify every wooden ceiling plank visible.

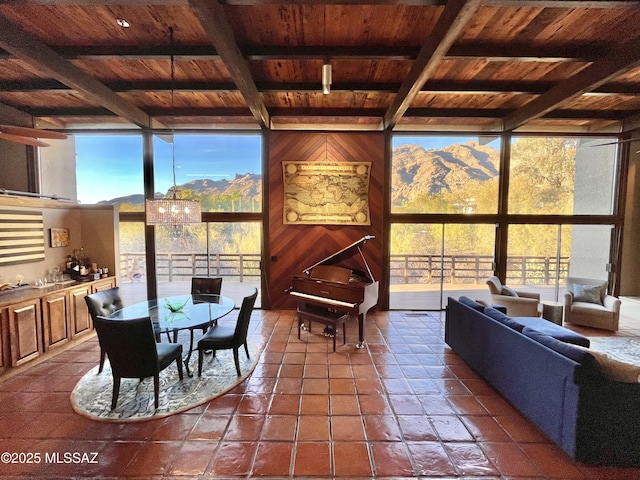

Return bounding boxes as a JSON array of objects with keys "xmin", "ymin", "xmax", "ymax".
[
  {"xmin": 4, "ymin": 0, "xmax": 636, "ymax": 5},
  {"xmin": 0, "ymin": 15, "xmax": 164, "ymax": 129},
  {"xmin": 382, "ymin": 0, "xmax": 481, "ymax": 130},
  {"xmin": 188, "ymin": 0, "xmax": 268, "ymax": 129},
  {"xmin": 502, "ymin": 39, "xmax": 640, "ymax": 132}
]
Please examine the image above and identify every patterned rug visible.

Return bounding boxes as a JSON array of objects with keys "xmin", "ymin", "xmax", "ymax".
[
  {"xmin": 588, "ymin": 337, "xmax": 640, "ymax": 365},
  {"xmin": 71, "ymin": 342, "xmax": 260, "ymax": 422}
]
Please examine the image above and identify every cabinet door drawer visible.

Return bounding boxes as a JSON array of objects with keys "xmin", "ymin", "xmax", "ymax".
[
  {"xmin": 8, "ymin": 300, "xmax": 42, "ymax": 366},
  {"xmin": 42, "ymin": 293, "xmax": 70, "ymax": 351},
  {"xmin": 70, "ymin": 286, "xmax": 92, "ymax": 337}
]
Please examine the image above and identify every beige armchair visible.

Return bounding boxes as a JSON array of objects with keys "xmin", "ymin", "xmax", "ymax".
[
  {"xmin": 486, "ymin": 276, "xmax": 541, "ymax": 317},
  {"xmin": 564, "ymin": 277, "xmax": 620, "ymax": 331}
]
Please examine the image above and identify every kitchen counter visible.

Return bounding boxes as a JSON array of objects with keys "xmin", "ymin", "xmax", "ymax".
[{"xmin": 0, "ymin": 277, "xmax": 113, "ymax": 308}]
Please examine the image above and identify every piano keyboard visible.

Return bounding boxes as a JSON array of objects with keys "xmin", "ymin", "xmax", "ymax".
[{"xmin": 289, "ymin": 291, "xmax": 357, "ymax": 309}]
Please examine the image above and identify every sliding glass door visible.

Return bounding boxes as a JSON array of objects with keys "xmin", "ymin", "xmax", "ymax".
[{"xmin": 390, "ymin": 223, "xmax": 496, "ymax": 310}]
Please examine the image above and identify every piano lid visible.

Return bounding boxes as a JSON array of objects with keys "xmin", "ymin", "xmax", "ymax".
[{"xmin": 302, "ymin": 235, "xmax": 375, "ymax": 280}]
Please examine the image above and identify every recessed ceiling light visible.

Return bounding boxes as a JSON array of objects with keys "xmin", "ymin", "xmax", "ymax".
[{"xmin": 116, "ymin": 19, "xmax": 130, "ymax": 28}]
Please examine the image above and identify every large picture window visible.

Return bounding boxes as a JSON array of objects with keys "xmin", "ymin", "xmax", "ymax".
[
  {"xmin": 392, "ymin": 135, "xmax": 501, "ymax": 214},
  {"xmin": 153, "ymin": 134, "xmax": 261, "ymax": 213},
  {"xmin": 76, "ymin": 134, "xmax": 144, "ymax": 210},
  {"xmin": 508, "ymin": 137, "xmax": 617, "ymax": 215}
]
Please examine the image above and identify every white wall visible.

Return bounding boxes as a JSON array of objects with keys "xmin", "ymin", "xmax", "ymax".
[{"xmin": 39, "ymin": 136, "xmax": 77, "ymax": 201}]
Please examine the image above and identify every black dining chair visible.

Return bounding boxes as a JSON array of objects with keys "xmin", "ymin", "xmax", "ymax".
[
  {"xmin": 197, "ymin": 288, "xmax": 258, "ymax": 377},
  {"xmin": 84, "ymin": 287, "xmax": 124, "ymax": 373},
  {"xmin": 94, "ymin": 315, "xmax": 184, "ymax": 410},
  {"xmin": 191, "ymin": 276, "xmax": 224, "ymax": 334},
  {"xmin": 191, "ymin": 276, "xmax": 223, "ymax": 295}
]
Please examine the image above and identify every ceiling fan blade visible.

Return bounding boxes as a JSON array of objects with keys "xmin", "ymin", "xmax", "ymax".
[
  {"xmin": 0, "ymin": 133, "xmax": 50, "ymax": 147},
  {"xmin": 0, "ymin": 124, "xmax": 67, "ymax": 140}
]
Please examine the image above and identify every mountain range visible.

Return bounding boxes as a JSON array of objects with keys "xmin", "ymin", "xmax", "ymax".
[{"xmin": 99, "ymin": 142, "xmax": 499, "ymax": 206}]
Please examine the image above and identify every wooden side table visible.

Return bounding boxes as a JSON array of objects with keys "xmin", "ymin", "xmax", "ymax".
[{"xmin": 542, "ymin": 300, "xmax": 564, "ymax": 325}]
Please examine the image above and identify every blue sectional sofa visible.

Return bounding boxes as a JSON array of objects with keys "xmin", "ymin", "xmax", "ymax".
[{"xmin": 445, "ymin": 296, "xmax": 640, "ymax": 466}]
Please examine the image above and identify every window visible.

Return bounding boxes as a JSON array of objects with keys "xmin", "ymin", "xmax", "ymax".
[
  {"xmin": 392, "ymin": 135, "xmax": 501, "ymax": 214},
  {"xmin": 76, "ymin": 134, "xmax": 144, "ymax": 210},
  {"xmin": 508, "ymin": 136, "xmax": 617, "ymax": 215},
  {"xmin": 153, "ymin": 134, "xmax": 261, "ymax": 213}
]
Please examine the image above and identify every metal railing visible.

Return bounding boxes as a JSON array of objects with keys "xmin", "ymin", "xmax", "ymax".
[
  {"xmin": 121, "ymin": 252, "xmax": 569, "ymax": 286},
  {"xmin": 121, "ymin": 252, "xmax": 261, "ymax": 283},
  {"xmin": 389, "ymin": 254, "xmax": 570, "ymax": 285}
]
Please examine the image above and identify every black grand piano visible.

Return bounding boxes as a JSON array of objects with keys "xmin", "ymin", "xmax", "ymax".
[{"xmin": 289, "ymin": 235, "xmax": 379, "ymax": 348}]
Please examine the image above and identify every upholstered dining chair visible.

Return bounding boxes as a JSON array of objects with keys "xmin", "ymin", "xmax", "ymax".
[
  {"xmin": 485, "ymin": 275, "xmax": 541, "ymax": 317},
  {"xmin": 94, "ymin": 315, "xmax": 183, "ymax": 410},
  {"xmin": 197, "ymin": 288, "xmax": 258, "ymax": 377},
  {"xmin": 84, "ymin": 287, "xmax": 124, "ymax": 373},
  {"xmin": 191, "ymin": 276, "xmax": 223, "ymax": 295},
  {"xmin": 191, "ymin": 276, "xmax": 224, "ymax": 334},
  {"xmin": 564, "ymin": 277, "xmax": 621, "ymax": 331}
]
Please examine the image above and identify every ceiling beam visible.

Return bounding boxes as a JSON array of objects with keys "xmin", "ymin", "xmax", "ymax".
[
  {"xmin": 26, "ymin": 105, "xmax": 634, "ymax": 123},
  {"xmin": 4, "ymin": 1, "xmax": 636, "ymax": 6},
  {"xmin": 0, "ymin": 42, "xmax": 614, "ymax": 62},
  {"xmin": 382, "ymin": 0, "xmax": 481, "ymax": 130},
  {"xmin": 188, "ymin": 0, "xmax": 269, "ymax": 129},
  {"xmin": 4, "ymin": 78, "xmax": 638, "ymax": 97},
  {"xmin": 502, "ymin": 39, "xmax": 640, "ymax": 131},
  {"xmin": 0, "ymin": 15, "xmax": 164, "ymax": 130}
]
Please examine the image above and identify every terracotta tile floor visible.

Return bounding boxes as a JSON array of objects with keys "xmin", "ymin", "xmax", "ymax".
[{"xmin": 1, "ymin": 308, "xmax": 640, "ymax": 479}]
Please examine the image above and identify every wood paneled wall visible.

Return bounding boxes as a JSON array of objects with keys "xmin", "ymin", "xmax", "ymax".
[{"xmin": 266, "ymin": 131, "xmax": 385, "ymax": 309}]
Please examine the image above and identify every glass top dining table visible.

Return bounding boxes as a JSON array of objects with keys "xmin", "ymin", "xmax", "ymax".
[{"xmin": 108, "ymin": 294, "xmax": 235, "ymax": 376}]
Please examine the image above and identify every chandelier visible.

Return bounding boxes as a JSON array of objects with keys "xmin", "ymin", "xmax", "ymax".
[{"xmin": 146, "ymin": 27, "xmax": 201, "ymax": 225}]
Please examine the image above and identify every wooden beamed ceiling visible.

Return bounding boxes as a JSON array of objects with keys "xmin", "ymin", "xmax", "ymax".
[{"xmin": 0, "ymin": 0, "xmax": 639, "ymax": 133}]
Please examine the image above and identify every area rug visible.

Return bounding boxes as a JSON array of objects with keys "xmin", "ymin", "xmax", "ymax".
[
  {"xmin": 588, "ymin": 337, "xmax": 640, "ymax": 365},
  {"xmin": 71, "ymin": 342, "xmax": 260, "ymax": 422}
]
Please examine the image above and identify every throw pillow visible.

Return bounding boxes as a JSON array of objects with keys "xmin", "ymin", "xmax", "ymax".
[
  {"xmin": 573, "ymin": 284, "xmax": 603, "ymax": 305},
  {"xmin": 501, "ymin": 286, "xmax": 519, "ymax": 297}
]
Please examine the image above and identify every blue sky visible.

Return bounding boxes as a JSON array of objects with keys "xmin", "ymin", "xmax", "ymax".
[
  {"xmin": 392, "ymin": 135, "xmax": 501, "ymax": 151},
  {"xmin": 75, "ymin": 134, "xmax": 262, "ymax": 204},
  {"xmin": 75, "ymin": 133, "xmax": 499, "ymax": 204}
]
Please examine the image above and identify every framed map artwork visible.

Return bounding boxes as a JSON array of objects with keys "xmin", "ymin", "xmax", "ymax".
[{"xmin": 282, "ymin": 161, "xmax": 371, "ymax": 225}]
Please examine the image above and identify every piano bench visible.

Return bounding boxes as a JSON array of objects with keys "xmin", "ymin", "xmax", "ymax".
[{"xmin": 297, "ymin": 305, "xmax": 348, "ymax": 352}]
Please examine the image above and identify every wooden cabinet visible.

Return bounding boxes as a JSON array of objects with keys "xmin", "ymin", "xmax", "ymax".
[
  {"xmin": 7, "ymin": 299, "xmax": 42, "ymax": 366},
  {"xmin": 0, "ymin": 277, "xmax": 117, "ymax": 375},
  {"xmin": 0, "ymin": 309, "xmax": 8, "ymax": 373},
  {"xmin": 92, "ymin": 277, "xmax": 117, "ymax": 293},
  {"xmin": 42, "ymin": 291, "xmax": 70, "ymax": 351},
  {"xmin": 69, "ymin": 284, "xmax": 92, "ymax": 337}
]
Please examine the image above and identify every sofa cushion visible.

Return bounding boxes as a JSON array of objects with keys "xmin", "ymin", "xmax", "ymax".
[
  {"xmin": 483, "ymin": 307, "xmax": 527, "ymax": 331},
  {"xmin": 458, "ymin": 296, "xmax": 486, "ymax": 312},
  {"xmin": 514, "ymin": 317, "xmax": 590, "ymax": 347},
  {"xmin": 522, "ymin": 327, "xmax": 596, "ymax": 367},
  {"xmin": 573, "ymin": 284, "xmax": 603, "ymax": 305}
]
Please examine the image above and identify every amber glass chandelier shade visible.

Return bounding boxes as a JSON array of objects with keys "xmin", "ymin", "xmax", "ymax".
[{"xmin": 145, "ymin": 197, "xmax": 201, "ymax": 225}]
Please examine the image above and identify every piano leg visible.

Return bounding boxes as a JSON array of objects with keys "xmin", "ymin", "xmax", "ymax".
[{"xmin": 356, "ymin": 313, "xmax": 366, "ymax": 349}]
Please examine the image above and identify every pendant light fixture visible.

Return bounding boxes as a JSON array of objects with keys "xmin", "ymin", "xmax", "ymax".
[
  {"xmin": 146, "ymin": 27, "xmax": 201, "ymax": 225},
  {"xmin": 322, "ymin": 62, "xmax": 332, "ymax": 95}
]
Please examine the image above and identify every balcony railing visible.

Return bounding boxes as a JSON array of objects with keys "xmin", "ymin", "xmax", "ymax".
[
  {"xmin": 390, "ymin": 254, "xmax": 570, "ymax": 286},
  {"xmin": 121, "ymin": 252, "xmax": 261, "ymax": 283},
  {"xmin": 121, "ymin": 252, "xmax": 569, "ymax": 286}
]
